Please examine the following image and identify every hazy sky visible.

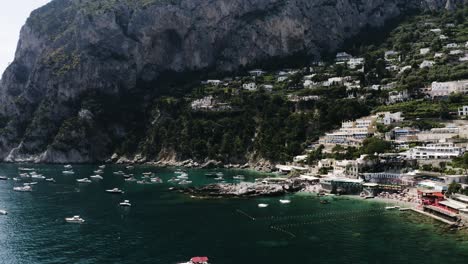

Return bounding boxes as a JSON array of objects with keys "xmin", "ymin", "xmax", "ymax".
[{"xmin": 0, "ymin": 0, "xmax": 51, "ymax": 76}]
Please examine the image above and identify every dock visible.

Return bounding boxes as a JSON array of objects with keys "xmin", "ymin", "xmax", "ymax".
[{"xmin": 410, "ymin": 208, "xmax": 457, "ymax": 225}]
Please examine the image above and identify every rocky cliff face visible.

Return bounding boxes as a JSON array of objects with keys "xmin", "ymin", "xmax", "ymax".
[{"xmin": 0, "ymin": 0, "xmax": 463, "ymax": 163}]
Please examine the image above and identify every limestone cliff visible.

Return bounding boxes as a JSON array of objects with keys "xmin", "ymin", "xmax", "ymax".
[{"xmin": 0, "ymin": 0, "xmax": 463, "ymax": 163}]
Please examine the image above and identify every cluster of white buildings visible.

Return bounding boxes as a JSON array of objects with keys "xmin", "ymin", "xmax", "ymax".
[
  {"xmin": 190, "ymin": 96, "xmax": 231, "ymax": 111},
  {"xmin": 403, "ymin": 143, "xmax": 465, "ymax": 160},
  {"xmin": 318, "ymin": 116, "xmax": 377, "ymax": 146},
  {"xmin": 427, "ymin": 80, "xmax": 468, "ymax": 97}
]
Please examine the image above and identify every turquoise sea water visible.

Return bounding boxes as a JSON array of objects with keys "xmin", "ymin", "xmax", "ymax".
[{"xmin": 1, "ymin": 164, "xmax": 468, "ymax": 264}]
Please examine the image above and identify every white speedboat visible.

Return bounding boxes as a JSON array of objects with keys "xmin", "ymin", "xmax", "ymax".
[
  {"xmin": 214, "ymin": 176, "xmax": 224, "ymax": 181},
  {"xmin": 45, "ymin": 178, "xmax": 56, "ymax": 182},
  {"xmin": 76, "ymin": 178, "xmax": 91, "ymax": 183},
  {"xmin": 62, "ymin": 170, "xmax": 75, "ymax": 175},
  {"xmin": 93, "ymin": 169, "xmax": 104, "ymax": 174},
  {"xmin": 178, "ymin": 180, "xmax": 192, "ymax": 185},
  {"xmin": 119, "ymin": 200, "xmax": 132, "ymax": 207},
  {"xmin": 113, "ymin": 171, "xmax": 124, "ymax": 175},
  {"xmin": 98, "ymin": 165, "xmax": 106, "ymax": 169},
  {"xmin": 105, "ymin": 188, "xmax": 124, "ymax": 194},
  {"xmin": 142, "ymin": 172, "xmax": 153, "ymax": 176},
  {"xmin": 90, "ymin": 175, "xmax": 103, "ymax": 180},
  {"xmin": 0, "ymin": 210, "xmax": 7, "ymax": 215},
  {"xmin": 124, "ymin": 177, "xmax": 137, "ymax": 182},
  {"xmin": 279, "ymin": 199, "xmax": 291, "ymax": 204},
  {"xmin": 24, "ymin": 182, "xmax": 37, "ymax": 186},
  {"xmin": 13, "ymin": 186, "xmax": 32, "ymax": 192},
  {"xmin": 233, "ymin": 175, "xmax": 245, "ymax": 180},
  {"xmin": 126, "ymin": 165, "xmax": 134, "ymax": 170},
  {"xmin": 13, "ymin": 177, "xmax": 20, "ymax": 181},
  {"xmin": 65, "ymin": 215, "xmax": 85, "ymax": 224},
  {"xmin": 150, "ymin": 177, "xmax": 163, "ymax": 183},
  {"xmin": 19, "ymin": 173, "xmax": 30, "ymax": 178},
  {"xmin": 31, "ymin": 174, "xmax": 46, "ymax": 180},
  {"xmin": 64, "ymin": 165, "xmax": 73, "ymax": 169},
  {"xmin": 0, "ymin": 176, "xmax": 8, "ymax": 180},
  {"xmin": 258, "ymin": 203, "xmax": 269, "ymax": 208},
  {"xmin": 18, "ymin": 167, "xmax": 35, "ymax": 171}
]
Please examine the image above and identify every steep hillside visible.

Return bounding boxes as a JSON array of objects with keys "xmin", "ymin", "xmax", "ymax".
[{"xmin": 0, "ymin": 0, "xmax": 464, "ymax": 163}]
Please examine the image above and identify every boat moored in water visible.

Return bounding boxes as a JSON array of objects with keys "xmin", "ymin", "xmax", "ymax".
[
  {"xmin": 0, "ymin": 210, "xmax": 7, "ymax": 215},
  {"xmin": 258, "ymin": 203, "xmax": 269, "ymax": 208},
  {"xmin": 279, "ymin": 199, "xmax": 291, "ymax": 204},
  {"xmin": 106, "ymin": 188, "xmax": 124, "ymax": 194},
  {"xmin": 119, "ymin": 200, "xmax": 132, "ymax": 207},
  {"xmin": 90, "ymin": 175, "xmax": 103, "ymax": 180},
  {"xmin": 45, "ymin": 178, "xmax": 56, "ymax": 182},
  {"xmin": 77, "ymin": 178, "xmax": 92, "ymax": 183},
  {"xmin": 65, "ymin": 215, "xmax": 85, "ymax": 224},
  {"xmin": 13, "ymin": 186, "xmax": 32, "ymax": 192},
  {"xmin": 62, "ymin": 170, "xmax": 75, "ymax": 175},
  {"xmin": 0, "ymin": 176, "xmax": 8, "ymax": 180}
]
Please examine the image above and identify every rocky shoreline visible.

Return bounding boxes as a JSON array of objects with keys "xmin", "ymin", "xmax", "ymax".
[{"xmin": 174, "ymin": 181, "xmax": 306, "ymax": 198}]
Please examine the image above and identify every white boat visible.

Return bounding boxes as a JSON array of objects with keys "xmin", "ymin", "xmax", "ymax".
[
  {"xmin": 124, "ymin": 177, "xmax": 137, "ymax": 182},
  {"xmin": 31, "ymin": 174, "xmax": 46, "ymax": 180},
  {"xmin": 76, "ymin": 178, "xmax": 92, "ymax": 183},
  {"xmin": 105, "ymin": 188, "xmax": 124, "ymax": 194},
  {"xmin": 19, "ymin": 173, "xmax": 30, "ymax": 178},
  {"xmin": 62, "ymin": 170, "xmax": 75, "ymax": 175},
  {"xmin": 45, "ymin": 178, "xmax": 56, "ymax": 182},
  {"xmin": 214, "ymin": 177, "xmax": 224, "ymax": 181},
  {"xmin": 93, "ymin": 169, "xmax": 104, "ymax": 174},
  {"xmin": 18, "ymin": 167, "xmax": 35, "ymax": 171},
  {"xmin": 279, "ymin": 199, "xmax": 291, "ymax": 204},
  {"xmin": 233, "ymin": 175, "xmax": 245, "ymax": 180},
  {"xmin": 0, "ymin": 210, "xmax": 7, "ymax": 215},
  {"xmin": 142, "ymin": 172, "xmax": 153, "ymax": 176},
  {"xmin": 178, "ymin": 180, "xmax": 192, "ymax": 185},
  {"xmin": 258, "ymin": 203, "xmax": 269, "ymax": 208},
  {"xmin": 177, "ymin": 174, "xmax": 189, "ymax": 180},
  {"xmin": 216, "ymin": 172, "xmax": 224, "ymax": 176},
  {"xmin": 13, "ymin": 186, "xmax": 32, "ymax": 192},
  {"xmin": 150, "ymin": 177, "xmax": 163, "ymax": 183},
  {"xmin": 0, "ymin": 176, "xmax": 8, "ymax": 180},
  {"xmin": 119, "ymin": 200, "xmax": 132, "ymax": 207},
  {"xmin": 65, "ymin": 215, "xmax": 85, "ymax": 224},
  {"xmin": 126, "ymin": 166, "xmax": 134, "ymax": 170},
  {"xmin": 64, "ymin": 165, "xmax": 73, "ymax": 169},
  {"xmin": 98, "ymin": 165, "xmax": 106, "ymax": 169},
  {"xmin": 90, "ymin": 175, "xmax": 103, "ymax": 180},
  {"xmin": 13, "ymin": 177, "xmax": 20, "ymax": 181},
  {"xmin": 24, "ymin": 182, "xmax": 37, "ymax": 186},
  {"xmin": 113, "ymin": 171, "xmax": 124, "ymax": 175}
]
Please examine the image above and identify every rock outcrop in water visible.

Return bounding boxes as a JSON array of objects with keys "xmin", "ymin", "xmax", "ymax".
[{"xmin": 0, "ymin": 0, "xmax": 464, "ymax": 163}]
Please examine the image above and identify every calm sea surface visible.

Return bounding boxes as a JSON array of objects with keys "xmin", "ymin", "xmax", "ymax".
[{"xmin": 1, "ymin": 164, "xmax": 468, "ymax": 264}]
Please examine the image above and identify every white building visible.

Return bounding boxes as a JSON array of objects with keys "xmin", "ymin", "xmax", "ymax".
[
  {"xmin": 429, "ymin": 80, "xmax": 468, "ymax": 97},
  {"xmin": 420, "ymin": 60, "xmax": 435, "ymax": 68},
  {"xmin": 420, "ymin": 48, "xmax": 431, "ymax": 55},
  {"xmin": 378, "ymin": 112, "xmax": 404, "ymax": 125},
  {"xmin": 248, "ymin": 69, "xmax": 265, "ymax": 76},
  {"xmin": 319, "ymin": 116, "xmax": 377, "ymax": 146},
  {"xmin": 205, "ymin": 80, "xmax": 222, "ymax": 86},
  {"xmin": 242, "ymin": 82, "xmax": 257, "ymax": 91},
  {"xmin": 459, "ymin": 106, "xmax": 468, "ymax": 116},
  {"xmin": 347, "ymin": 57, "xmax": 364, "ymax": 69},
  {"xmin": 404, "ymin": 143, "xmax": 464, "ymax": 160},
  {"xmin": 445, "ymin": 43, "xmax": 459, "ymax": 49},
  {"xmin": 335, "ymin": 52, "xmax": 353, "ymax": 62},
  {"xmin": 387, "ymin": 90, "xmax": 409, "ymax": 104}
]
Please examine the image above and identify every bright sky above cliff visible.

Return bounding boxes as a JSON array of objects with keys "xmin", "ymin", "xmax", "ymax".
[{"xmin": 0, "ymin": 0, "xmax": 51, "ymax": 77}]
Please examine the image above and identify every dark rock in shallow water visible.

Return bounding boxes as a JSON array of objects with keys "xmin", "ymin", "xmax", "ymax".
[{"xmin": 179, "ymin": 181, "xmax": 303, "ymax": 198}]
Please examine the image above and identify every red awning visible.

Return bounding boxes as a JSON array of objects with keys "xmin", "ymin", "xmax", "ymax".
[{"xmin": 191, "ymin": 256, "xmax": 209, "ymax": 263}]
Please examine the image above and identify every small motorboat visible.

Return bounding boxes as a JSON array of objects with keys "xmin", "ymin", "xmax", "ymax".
[
  {"xmin": 258, "ymin": 203, "xmax": 269, "ymax": 208},
  {"xmin": 98, "ymin": 165, "xmax": 106, "ymax": 169},
  {"xmin": 18, "ymin": 167, "xmax": 35, "ymax": 171},
  {"xmin": 142, "ymin": 172, "xmax": 153, "ymax": 176},
  {"xmin": 64, "ymin": 164, "xmax": 73, "ymax": 169},
  {"xmin": 119, "ymin": 200, "xmax": 132, "ymax": 207},
  {"xmin": 204, "ymin": 173, "xmax": 217, "ymax": 178},
  {"xmin": 214, "ymin": 176, "xmax": 224, "ymax": 181},
  {"xmin": 13, "ymin": 177, "xmax": 20, "ymax": 181},
  {"xmin": 62, "ymin": 170, "xmax": 75, "ymax": 175},
  {"xmin": 65, "ymin": 215, "xmax": 85, "ymax": 224},
  {"xmin": 0, "ymin": 176, "xmax": 8, "ymax": 180},
  {"xmin": 90, "ymin": 175, "xmax": 103, "ymax": 180},
  {"xmin": 233, "ymin": 175, "xmax": 245, "ymax": 180},
  {"xmin": 19, "ymin": 173, "xmax": 30, "ymax": 178},
  {"xmin": 31, "ymin": 174, "xmax": 46, "ymax": 180},
  {"xmin": 113, "ymin": 171, "xmax": 124, "ymax": 175},
  {"xmin": 24, "ymin": 182, "xmax": 37, "ymax": 186},
  {"xmin": 179, "ymin": 256, "xmax": 210, "ymax": 264},
  {"xmin": 0, "ymin": 210, "xmax": 7, "ymax": 215},
  {"xmin": 150, "ymin": 177, "xmax": 163, "ymax": 183},
  {"xmin": 279, "ymin": 199, "xmax": 291, "ymax": 204},
  {"xmin": 94, "ymin": 169, "xmax": 104, "ymax": 174},
  {"xmin": 45, "ymin": 178, "xmax": 56, "ymax": 183},
  {"xmin": 105, "ymin": 188, "xmax": 124, "ymax": 194},
  {"xmin": 77, "ymin": 178, "xmax": 92, "ymax": 183},
  {"xmin": 178, "ymin": 180, "xmax": 192, "ymax": 185},
  {"xmin": 126, "ymin": 165, "xmax": 134, "ymax": 170},
  {"xmin": 13, "ymin": 186, "xmax": 32, "ymax": 192},
  {"xmin": 124, "ymin": 177, "xmax": 137, "ymax": 182}
]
